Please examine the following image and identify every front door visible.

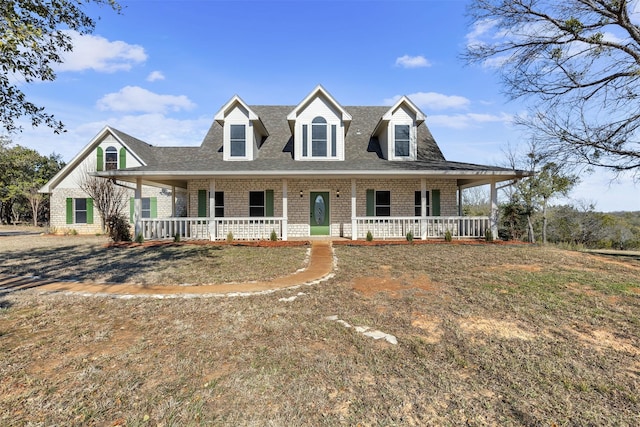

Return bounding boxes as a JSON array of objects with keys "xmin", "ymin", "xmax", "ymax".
[{"xmin": 310, "ymin": 192, "xmax": 330, "ymax": 235}]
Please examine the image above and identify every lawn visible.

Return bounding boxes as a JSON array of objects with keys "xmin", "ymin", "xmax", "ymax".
[{"xmin": 1, "ymin": 231, "xmax": 639, "ymax": 426}]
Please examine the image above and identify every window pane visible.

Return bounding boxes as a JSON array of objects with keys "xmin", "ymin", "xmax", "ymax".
[
  {"xmin": 376, "ymin": 206, "xmax": 391, "ymax": 217},
  {"xmin": 375, "ymin": 191, "xmax": 390, "ymax": 206},
  {"xmin": 215, "ymin": 207, "xmax": 225, "ymax": 217},
  {"xmin": 331, "ymin": 125, "xmax": 337, "ymax": 157},
  {"xmin": 312, "ymin": 116, "xmax": 327, "ymax": 124},
  {"xmin": 230, "ymin": 124, "xmax": 246, "ymax": 157},
  {"xmin": 312, "ymin": 122, "xmax": 327, "ymax": 157},
  {"xmin": 249, "ymin": 191, "xmax": 265, "ymax": 217},
  {"xmin": 141, "ymin": 197, "xmax": 150, "ymax": 219},
  {"xmin": 75, "ymin": 198, "xmax": 87, "ymax": 223},
  {"xmin": 214, "ymin": 191, "xmax": 224, "ymax": 217},
  {"xmin": 105, "ymin": 146, "xmax": 118, "ymax": 170},
  {"xmin": 249, "ymin": 206, "xmax": 264, "ymax": 217},
  {"xmin": 394, "ymin": 125, "xmax": 410, "ymax": 157}
]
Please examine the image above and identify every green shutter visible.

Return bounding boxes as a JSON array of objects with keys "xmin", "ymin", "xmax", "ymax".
[
  {"xmin": 130, "ymin": 197, "xmax": 134, "ymax": 223},
  {"xmin": 96, "ymin": 147, "xmax": 103, "ymax": 172},
  {"xmin": 265, "ymin": 190, "xmax": 274, "ymax": 217},
  {"xmin": 198, "ymin": 189, "xmax": 207, "ymax": 217},
  {"xmin": 86, "ymin": 198, "xmax": 94, "ymax": 224},
  {"xmin": 119, "ymin": 147, "xmax": 126, "ymax": 169},
  {"xmin": 432, "ymin": 190, "xmax": 441, "ymax": 216},
  {"xmin": 366, "ymin": 189, "xmax": 374, "ymax": 216},
  {"xmin": 150, "ymin": 197, "xmax": 157, "ymax": 218},
  {"xmin": 66, "ymin": 198, "xmax": 73, "ymax": 224}
]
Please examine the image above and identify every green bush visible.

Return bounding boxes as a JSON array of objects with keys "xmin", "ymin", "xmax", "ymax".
[
  {"xmin": 135, "ymin": 233, "xmax": 144, "ymax": 244},
  {"xmin": 173, "ymin": 233, "xmax": 181, "ymax": 242},
  {"xmin": 366, "ymin": 231, "xmax": 373, "ymax": 242},
  {"xmin": 444, "ymin": 229, "xmax": 452, "ymax": 242},
  {"xmin": 226, "ymin": 232, "xmax": 234, "ymax": 243},
  {"xmin": 485, "ymin": 229, "xmax": 494, "ymax": 242},
  {"xmin": 406, "ymin": 231, "xmax": 414, "ymax": 243},
  {"xmin": 270, "ymin": 229, "xmax": 278, "ymax": 241},
  {"xmin": 106, "ymin": 214, "xmax": 132, "ymax": 242}
]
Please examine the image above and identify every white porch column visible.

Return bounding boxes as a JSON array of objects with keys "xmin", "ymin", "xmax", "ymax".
[
  {"xmin": 351, "ymin": 178, "xmax": 357, "ymax": 240},
  {"xmin": 209, "ymin": 179, "xmax": 216, "ymax": 241},
  {"xmin": 421, "ymin": 178, "xmax": 427, "ymax": 240},
  {"xmin": 458, "ymin": 186, "xmax": 463, "ymax": 216},
  {"xmin": 171, "ymin": 185, "xmax": 176, "ymax": 217},
  {"xmin": 134, "ymin": 178, "xmax": 142, "ymax": 238},
  {"xmin": 282, "ymin": 179, "xmax": 288, "ymax": 241},
  {"xmin": 490, "ymin": 180, "xmax": 498, "ymax": 239}
]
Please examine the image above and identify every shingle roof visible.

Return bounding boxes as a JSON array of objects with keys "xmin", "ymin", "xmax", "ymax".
[{"xmin": 120, "ymin": 105, "xmax": 517, "ymax": 175}]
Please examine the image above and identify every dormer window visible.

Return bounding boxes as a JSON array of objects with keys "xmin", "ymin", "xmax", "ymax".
[
  {"xmin": 105, "ymin": 146, "xmax": 118, "ymax": 170},
  {"xmin": 394, "ymin": 125, "xmax": 410, "ymax": 157},
  {"xmin": 230, "ymin": 124, "xmax": 246, "ymax": 157}
]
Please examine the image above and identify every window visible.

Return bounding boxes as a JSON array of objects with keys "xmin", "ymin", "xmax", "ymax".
[
  {"xmin": 214, "ymin": 191, "xmax": 224, "ymax": 217},
  {"xmin": 249, "ymin": 191, "xmax": 265, "ymax": 217},
  {"xmin": 415, "ymin": 191, "xmax": 430, "ymax": 216},
  {"xmin": 105, "ymin": 146, "xmax": 118, "ymax": 170},
  {"xmin": 311, "ymin": 117, "xmax": 327, "ymax": 157},
  {"xmin": 375, "ymin": 191, "xmax": 391, "ymax": 217},
  {"xmin": 75, "ymin": 198, "xmax": 87, "ymax": 223},
  {"xmin": 141, "ymin": 198, "xmax": 151, "ymax": 219},
  {"xmin": 394, "ymin": 125, "xmax": 410, "ymax": 157},
  {"xmin": 129, "ymin": 197, "xmax": 157, "ymax": 221},
  {"xmin": 230, "ymin": 124, "xmax": 246, "ymax": 157}
]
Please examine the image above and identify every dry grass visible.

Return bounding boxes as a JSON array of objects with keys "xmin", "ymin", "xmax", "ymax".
[{"xmin": 1, "ymin": 231, "xmax": 640, "ymax": 425}]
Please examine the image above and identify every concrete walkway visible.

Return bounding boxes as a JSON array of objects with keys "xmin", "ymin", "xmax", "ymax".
[{"xmin": 0, "ymin": 241, "xmax": 335, "ymax": 298}]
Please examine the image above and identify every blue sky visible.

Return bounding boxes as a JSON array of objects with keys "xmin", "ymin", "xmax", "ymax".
[{"xmin": 12, "ymin": 0, "xmax": 639, "ymax": 211}]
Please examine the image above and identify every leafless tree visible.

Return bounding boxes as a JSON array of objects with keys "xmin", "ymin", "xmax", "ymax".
[
  {"xmin": 79, "ymin": 174, "xmax": 129, "ymax": 233},
  {"xmin": 465, "ymin": 0, "xmax": 640, "ymax": 177}
]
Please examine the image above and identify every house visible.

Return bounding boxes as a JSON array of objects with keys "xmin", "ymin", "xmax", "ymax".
[{"xmin": 41, "ymin": 85, "xmax": 528, "ymax": 241}]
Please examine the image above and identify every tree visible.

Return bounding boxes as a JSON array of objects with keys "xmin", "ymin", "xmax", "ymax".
[
  {"xmin": 465, "ymin": 0, "xmax": 640, "ymax": 176},
  {"xmin": 78, "ymin": 174, "xmax": 128, "ymax": 233},
  {"xmin": 1, "ymin": 0, "xmax": 121, "ymax": 133}
]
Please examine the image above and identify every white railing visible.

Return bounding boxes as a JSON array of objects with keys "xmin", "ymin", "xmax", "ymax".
[
  {"xmin": 139, "ymin": 217, "xmax": 285, "ymax": 241},
  {"xmin": 353, "ymin": 216, "xmax": 490, "ymax": 240}
]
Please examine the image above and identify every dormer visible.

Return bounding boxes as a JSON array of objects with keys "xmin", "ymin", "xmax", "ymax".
[
  {"xmin": 372, "ymin": 96, "xmax": 425, "ymax": 161},
  {"xmin": 287, "ymin": 85, "xmax": 352, "ymax": 161},
  {"xmin": 214, "ymin": 95, "xmax": 268, "ymax": 161}
]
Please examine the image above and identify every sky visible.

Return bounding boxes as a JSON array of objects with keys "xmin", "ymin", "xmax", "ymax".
[{"xmin": 10, "ymin": 0, "xmax": 640, "ymax": 211}]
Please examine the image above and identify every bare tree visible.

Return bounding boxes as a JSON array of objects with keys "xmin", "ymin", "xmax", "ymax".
[
  {"xmin": 465, "ymin": 0, "xmax": 640, "ymax": 177},
  {"xmin": 79, "ymin": 174, "xmax": 129, "ymax": 233}
]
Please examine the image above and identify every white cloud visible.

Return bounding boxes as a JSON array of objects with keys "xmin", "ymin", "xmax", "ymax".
[
  {"xmin": 465, "ymin": 18, "xmax": 498, "ymax": 46},
  {"xmin": 96, "ymin": 86, "xmax": 196, "ymax": 113},
  {"xmin": 395, "ymin": 55, "xmax": 431, "ymax": 69},
  {"xmin": 427, "ymin": 112, "xmax": 513, "ymax": 129},
  {"xmin": 56, "ymin": 30, "xmax": 147, "ymax": 73},
  {"xmin": 384, "ymin": 92, "xmax": 470, "ymax": 111},
  {"xmin": 147, "ymin": 71, "xmax": 165, "ymax": 82}
]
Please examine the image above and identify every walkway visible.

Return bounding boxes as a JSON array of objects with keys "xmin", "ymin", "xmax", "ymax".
[{"xmin": 0, "ymin": 241, "xmax": 335, "ymax": 298}]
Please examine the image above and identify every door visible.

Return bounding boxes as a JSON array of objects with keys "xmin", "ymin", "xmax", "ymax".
[{"xmin": 310, "ymin": 192, "xmax": 330, "ymax": 235}]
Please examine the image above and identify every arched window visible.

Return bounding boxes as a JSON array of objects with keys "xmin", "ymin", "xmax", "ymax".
[
  {"xmin": 105, "ymin": 146, "xmax": 118, "ymax": 170},
  {"xmin": 311, "ymin": 116, "xmax": 327, "ymax": 157}
]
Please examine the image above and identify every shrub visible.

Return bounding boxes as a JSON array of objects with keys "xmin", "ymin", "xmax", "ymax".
[
  {"xmin": 366, "ymin": 231, "xmax": 373, "ymax": 242},
  {"xmin": 485, "ymin": 229, "xmax": 494, "ymax": 242},
  {"xmin": 106, "ymin": 214, "xmax": 132, "ymax": 242},
  {"xmin": 444, "ymin": 229, "xmax": 452, "ymax": 242},
  {"xmin": 270, "ymin": 229, "xmax": 278, "ymax": 241},
  {"xmin": 173, "ymin": 233, "xmax": 181, "ymax": 243},
  {"xmin": 226, "ymin": 232, "xmax": 234, "ymax": 243},
  {"xmin": 406, "ymin": 231, "xmax": 414, "ymax": 243},
  {"xmin": 135, "ymin": 233, "xmax": 144, "ymax": 244}
]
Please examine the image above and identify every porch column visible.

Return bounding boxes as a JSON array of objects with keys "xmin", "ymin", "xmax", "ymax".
[
  {"xmin": 171, "ymin": 185, "xmax": 176, "ymax": 217},
  {"xmin": 458, "ymin": 186, "xmax": 463, "ymax": 216},
  {"xmin": 351, "ymin": 178, "xmax": 357, "ymax": 240},
  {"xmin": 209, "ymin": 179, "xmax": 216, "ymax": 241},
  {"xmin": 490, "ymin": 180, "xmax": 498, "ymax": 239},
  {"xmin": 282, "ymin": 179, "xmax": 288, "ymax": 241},
  {"xmin": 134, "ymin": 178, "xmax": 142, "ymax": 238},
  {"xmin": 421, "ymin": 178, "xmax": 427, "ymax": 240}
]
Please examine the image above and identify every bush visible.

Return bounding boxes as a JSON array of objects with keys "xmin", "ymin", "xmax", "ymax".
[
  {"xmin": 134, "ymin": 233, "xmax": 144, "ymax": 244},
  {"xmin": 226, "ymin": 232, "xmax": 234, "ymax": 243},
  {"xmin": 366, "ymin": 231, "xmax": 373, "ymax": 242},
  {"xmin": 485, "ymin": 229, "xmax": 494, "ymax": 242},
  {"xmin": 173, "ymin": 233, "xmax": 181, "ymax": 243},
  {"xmin": 106, "ymin": 214, "xmax": 132, "ymax": 242},
  {"xmin": 444, "ymin": 229, "xmax": 452, "ymax": 242},
  {"xmin": 406, "ymin": 231, "xmax": 414, "ymax": 243},
  {"xmin": 270, "ymin": 229, "xmax": 278, "ymax": 241}
]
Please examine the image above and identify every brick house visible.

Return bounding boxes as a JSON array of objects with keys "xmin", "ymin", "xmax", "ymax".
[{"xmin": 41, "ymin": 85, "xmax": 528, "ymax": 240}]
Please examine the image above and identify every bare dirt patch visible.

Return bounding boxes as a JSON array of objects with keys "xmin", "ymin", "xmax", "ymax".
[
  {"xmin": 458, "ymin": 317, "xmax": 539, "ymax": 341},
  {"xmin": 351, "ymin": 265, "xmax": 439, "ymax": 298}
]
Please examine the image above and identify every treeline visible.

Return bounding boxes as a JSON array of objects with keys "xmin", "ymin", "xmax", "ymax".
[
  {"xmin": 500, "ymin": 203, "xmax": 640, "ymax": 250},
  {"xmin": 0, "ymin": 139, "xmax": 65, "ymax": 225}
]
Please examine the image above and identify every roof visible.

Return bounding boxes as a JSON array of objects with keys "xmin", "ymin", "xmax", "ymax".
[{"xmin": 89, "ymin": 105, "xmax": 529, "ymax": 188}]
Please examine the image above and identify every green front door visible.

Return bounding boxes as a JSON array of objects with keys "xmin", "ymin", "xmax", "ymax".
[{"xmin": 310, "ymin": 192, "xmax": 330, "ymax": 235}]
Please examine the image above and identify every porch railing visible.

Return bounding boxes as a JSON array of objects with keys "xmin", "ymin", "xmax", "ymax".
[
  {"xmin": 353, "ymin": 216, "xmax": 490, "ymax": 240},
  {"xmin": 139, "ymin": 217, "xmax": 285, "ymax": 241}
]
